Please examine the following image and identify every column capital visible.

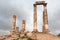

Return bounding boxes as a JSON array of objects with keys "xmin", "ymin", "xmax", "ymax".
[
  {"xmin": 43, "ymin": 3, "xmax": 47, "ymax": 6},
  {"xmin": 33, "ymin": 4, "xmax": 36, "ymax": 7},
  {"xmin": 22, "ymin": 20, "xmax": 25, "ymax": 24},
  {"xmin": 13, "ymin": 15, "xmax": 16, "ymax": 18}
]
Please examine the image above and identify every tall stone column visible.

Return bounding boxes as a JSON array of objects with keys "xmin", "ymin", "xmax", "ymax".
[
  {"xmin": 43, "ymin": 4, "xmax": 50, "ymax": 33},
  {"xmin": 11, "ymin": 15, "xmax": 16, "ymax": 35},
  {"xmin": 21, "ymin": 20, "xmax": 26, "ymax": 33},
  {"xmin": 33, "ymin": 4, "xmax": 38, "ymax": 32},
  {"xmin": 20, "ymin": 20, "xmax": 26, "ymax": 37}
]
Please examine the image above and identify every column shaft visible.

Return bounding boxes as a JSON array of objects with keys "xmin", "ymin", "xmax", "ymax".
[
  {"xmin": 33, "ymin": 4, "xmax": 38, "ymax": 32},
  {"xmin": 21, "ymin": 20, "xmax": 25, "ymax": 32},
  {"xmin": 43, "ymin": 4, "xmax": 49, "ymax": 33},
  {"xmin": 11, "ymin": 15, "xmax": 16, "ymax": 35},
  {"xmin": 12, "ymin": 15, "xmax": 16, "ymax": 30}
]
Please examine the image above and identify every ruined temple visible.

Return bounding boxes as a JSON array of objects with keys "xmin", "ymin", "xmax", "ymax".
[{"xmin": 0, "ymin": 1, "xmax": 60, "ymax": 40}]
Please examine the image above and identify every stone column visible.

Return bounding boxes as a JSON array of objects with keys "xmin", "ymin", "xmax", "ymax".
[
  {"xmin": 11, "ymin": 15, "xmax": 16, "ymax": 35},
  {"xmin": 20, "ymin": 20, "xmax": 26, "ymax": 37},
  {"xmin": 16, "ymin": 27, "xmax": 19, "ymax": 34},
  {"xmin": 33, "ymin": 4, "xmax": 38, "ymax": 32},
  {"xmin": 43, "ymin": 4, "xmax": 50, "ymax": 33},
  {"xmin": 21, "ymin": 20, "xmax": 25, "ymax": 33}
]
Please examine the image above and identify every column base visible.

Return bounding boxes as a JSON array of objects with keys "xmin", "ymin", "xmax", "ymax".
[
  {"xmin": 33, "ymin": 29, "xmax": 38, "ymax": 33},
  {"xmin": 43, "ymin": 24, "xmax": 50, "ymax": 33},
  {"xmin": 10, "ymin": 31, "xmax": 16, "ymax": 35},
  {"xmin": 43, "ymin": 29, "xmax": 50, "ymax": 33}
]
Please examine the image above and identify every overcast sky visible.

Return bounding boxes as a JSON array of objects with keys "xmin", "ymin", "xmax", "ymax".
[{"xmin": 0, "ymin": 0, "xmax": 60, "ymax": 35}]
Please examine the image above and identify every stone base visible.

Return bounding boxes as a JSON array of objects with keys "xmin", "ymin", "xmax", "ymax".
[{"xmin": 33, "ymin": 29, "xmax": 38, "ymax": 33}]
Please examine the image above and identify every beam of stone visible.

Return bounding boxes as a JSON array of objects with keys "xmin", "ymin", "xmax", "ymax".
[
  {"xmin": 35, "ymin": 1, "xmax": 47, "ymax": 5},
  {"xmin": 10, "ymin": 15, "xmax": 16, "ymax": 35},
  {"xmin": 33, "ymin": 4, "xmax": 38, "ymax": 32},
  {"xmin": 43, "ymin": 4, "xmax": 50, "ymax": 33}
]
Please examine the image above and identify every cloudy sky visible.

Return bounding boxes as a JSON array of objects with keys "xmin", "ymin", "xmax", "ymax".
[{"xmin": 0, "ymin": 0, "xmax": 60, "ymax": 35}]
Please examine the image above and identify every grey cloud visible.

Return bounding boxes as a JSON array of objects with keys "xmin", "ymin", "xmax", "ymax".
[
  {"xmin": 0, "ymin": 0, "xmax": 60, "ymax": 35},
  {"xmin": 0, "ymin": 29, "xmax": 9, "ymax": 35}
]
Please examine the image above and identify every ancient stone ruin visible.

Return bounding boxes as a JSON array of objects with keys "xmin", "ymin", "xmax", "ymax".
[{"xmin": 0, "ymin": 1, "xmax": 60, "ymax": 40}]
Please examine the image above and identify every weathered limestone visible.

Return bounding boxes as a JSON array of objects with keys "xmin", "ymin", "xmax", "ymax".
[
  {"xmin": 0, "ymin": 1, "xmax": 60, "ymax": 40},
  {"xmin": 20, "ymin": 20, "xmax": 26, "ymax": 37},
  {"xmin": 21, "ymin": 20, "xmax": 26, "ymax": 33},
  {"xmin": 33, "ymin": 4, "xmax": 38, "ymax": 32},
  {"xmin": 33, "ymin": 1, "xmax": 50, "ymax": 33},
  {"xmin": 16, "ymin": 27, "xmax": 19, "ymax": 34},
  {"xmin": 10, "ymin": 15, "xmax": 16, "ymax": 35},
  {"xmin": 43, "ymin": 3, "xmax": 50, "ymax": 33}
]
